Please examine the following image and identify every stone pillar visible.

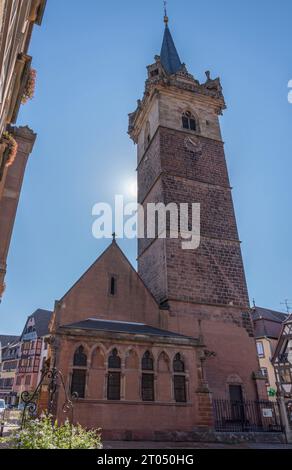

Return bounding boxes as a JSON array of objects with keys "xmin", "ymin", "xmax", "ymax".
[
  {"xmin": 196, "ymin": 348, "xmax": 214, "ymax": 428},
  {"xmin": 0, "ymin": 126, "xmax": 36, "ymax": 298},
  {"xmin": 196, "ymin": 388, "xmax": 214, "ymax": 428}
]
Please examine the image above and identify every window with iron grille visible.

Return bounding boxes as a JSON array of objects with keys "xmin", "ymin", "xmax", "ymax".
[
  {"xmin": 108, "ymin": 349, "xmax": 121, "ymax": 369},
  {"xmin": 174, "ymin": 375, "xmax": 186, "ymax": 402},
  {"xmin": 142, "ymin": 351, "xmax": 154, "ymax": 371},
  {"xmin": 142, "ymin": 373, "xmax": 154, "ymax": 401},
  {"xmin": 71, "ymin": 369, "xmax": 86, "ymax": 398},
  {"xmin": 73, "ymin": 346, "xmax": 87, "ymax": 367},
  {"xmin": 173, "ymin": 353, "xmax": 185, "ymax": 373},
  {"xmin": 107, "ymin": 371, "xmax": 121, "ymax": 400}
]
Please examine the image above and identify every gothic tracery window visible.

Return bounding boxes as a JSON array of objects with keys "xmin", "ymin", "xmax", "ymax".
[
  {"xmin": 173, "ymin": 353, "xmax": 186, "ymax": 403},
  {"xmin": 108, "ymin": 348, "xmax": 121, "ymax": 369},
  {"xmin": 73, "ymin": 345, "xmax": 87, "ymax": 367},
  {"xmin": 182, "ymin": 111, "xmax": 197, "ymax": 131},
  {"xmin": 107, "ymin": 348, "xmax": 121, "ymax": 400},
  {"xmin": 142, "ymin": 351, "xmax": 154, "ymax": 401},
  {"xmin": 71, "ymin": 346, "xmax": 87, "ymax": 398},
  {"xmin": 142, "ymin": 351, "xmax": 154, "ymax": 371}
]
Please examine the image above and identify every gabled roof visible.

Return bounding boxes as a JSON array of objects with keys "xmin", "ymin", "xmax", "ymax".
[
  {"xmin": 0, "ymin": 335, "xmax": 19, "ymax": 348},
  {"xmin": 252, "ymin": 306, "xmax": 288, "ymax": 322},
  {"xmin": 61, "ymin": 318, "xmax": 193, "ymax": 341},
  {"xmin": 251, "ymin": 306, "xmax": 288, "ymax": 339},
  {"xmin": 21, "ymin": 309, "xmax": 53, "ymax": 339},
  {"xmin": 160, "ymin": 25, "xmax": 183, "ymax": 75}
]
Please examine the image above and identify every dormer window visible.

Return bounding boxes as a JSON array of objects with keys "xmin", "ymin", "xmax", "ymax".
[{"xmin": 182, "ymin": 111, "xmax": 197, "ymax": 131}]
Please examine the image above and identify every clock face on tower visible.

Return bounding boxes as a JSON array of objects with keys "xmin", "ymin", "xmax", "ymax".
[{"xmin": 184, "ymin": 136, "xmax": 203, "ymax": 158}]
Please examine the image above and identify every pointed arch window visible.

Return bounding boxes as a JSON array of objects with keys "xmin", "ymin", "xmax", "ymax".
[
  {"xmin": 173, "ymin": 353, "xmax": 185, "ymax": 373},
  {"xmin": 108, "ymin": 348, "xmax": 121, "ymax": 369},
  {"xmin": 173, "ymin": 353, "xmax": 186, "ymax": 403},
  {"xmin": 73, "ymin": 346, "xmax": 87, "ymax": 367},
  {"xmin": 182, "ymin": 111, "xmax": 197, "ymax": 131},
  {"xmin": 142, "ymin": 351, "xmax": 154, "ymax": 401},
  {"xmin": 71, "ymin": 346, "xmax": 87, "ymax": 398},
  {"xmin": 142, "ymin": 351, "xmax": 154, "ymax": 371},
  {"xmin": 107, "ymin": 348, "xmax": 121, "ymax": 400}
]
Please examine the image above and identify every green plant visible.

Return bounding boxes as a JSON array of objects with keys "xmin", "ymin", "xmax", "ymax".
[
  {"xmin": 22, "ymin": 68, "xmax": 37, "ymax": 104},
  {"xmin": 11, "ymin": 413, "xmax": 102, "ymax": 449}
]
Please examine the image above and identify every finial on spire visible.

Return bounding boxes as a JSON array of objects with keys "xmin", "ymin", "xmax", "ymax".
[{"xmin": 163, "ymin": 0, "xmax": 169, "ymax": 26}]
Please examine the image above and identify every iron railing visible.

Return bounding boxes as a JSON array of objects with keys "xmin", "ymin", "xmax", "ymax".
[{"xmin": 213, "ymin": 399, "xmax": 283, "ymax": 433}]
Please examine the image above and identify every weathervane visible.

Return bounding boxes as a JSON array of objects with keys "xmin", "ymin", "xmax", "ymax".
[{"xmin": 163, "ymin": 0, "xmax": 169, "ymax": 25}]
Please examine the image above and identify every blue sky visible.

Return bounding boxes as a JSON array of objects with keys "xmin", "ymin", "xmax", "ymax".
[{"xmin": 1, "ymin": 0, "xmax": 292, "ymax": 333}]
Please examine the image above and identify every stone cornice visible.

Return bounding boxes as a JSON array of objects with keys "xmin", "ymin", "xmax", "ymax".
[
  {"xmin": 129, "ymin": 61, "xmax": 226, "ymax": 143},
  {"xmin": 57, "ymin": 327, "xmax": 199, "ymax": 348}
]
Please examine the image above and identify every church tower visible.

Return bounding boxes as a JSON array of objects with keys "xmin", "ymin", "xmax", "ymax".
[{"xmin": 129, "ymin": 13, "xmax": 265, "ymax": 399}]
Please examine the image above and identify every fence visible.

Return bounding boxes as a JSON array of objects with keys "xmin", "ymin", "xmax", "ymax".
[
  {"xmin": 0, "ymin": 409, "xmax": 22, "ymax": 437},
  {"xmin": 213, "ymin": 399, "xmax": 283, "ymax": 433}
]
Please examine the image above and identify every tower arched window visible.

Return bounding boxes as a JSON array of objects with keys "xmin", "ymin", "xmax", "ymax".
[
  {"xmin": 182, "ymin": 111, "xmax": 197, "ymax": 131},
  {"xmin": 71, "ymin": 346, "xmax": 87, "ymax": 398},
  {"xmin": 142, "ymin": 351, "xmax": 154, "ymax": 401},
  {"xmin": 107, "ymin": 348, "xmax": 121, "ymax": 400},
  {"xmin": 173, "ymin": 353, "xmax": 186, "ymax": 403}
]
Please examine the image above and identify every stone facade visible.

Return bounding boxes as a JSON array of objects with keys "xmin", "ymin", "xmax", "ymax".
[
  {"xmin": 0, "ymin": 0, "xmax": 46, "ymax": 298},
  {"xmin": 0, "ymin": 126, "xmax": 36, "ymax": 298},
  {"xmin": 49, "ymin": 21, "xmax": 267, "ymax": 440},
  {"xmin": 50, "ymin": 242, "xmax": 213, "ymax": 438},
  {"xmin": 129, "ymin": 31, "xmax": 264, "ymax": 401}
]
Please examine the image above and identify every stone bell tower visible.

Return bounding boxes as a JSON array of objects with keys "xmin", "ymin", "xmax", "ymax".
[{"xmin": 129, "ymin": 14, "xmax": 265, "ymax": 399}]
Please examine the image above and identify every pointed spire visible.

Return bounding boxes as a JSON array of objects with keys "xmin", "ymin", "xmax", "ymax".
[{"xmin": 160, "ymin": 5, "xmax": 182, "ymax": 75}]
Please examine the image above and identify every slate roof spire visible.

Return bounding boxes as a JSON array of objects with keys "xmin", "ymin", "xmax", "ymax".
[{"xmin": 160, "ymin": 5, "xmax": 183, "ymax": 75}]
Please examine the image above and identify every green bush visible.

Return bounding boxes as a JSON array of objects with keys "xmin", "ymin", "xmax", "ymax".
[{"xmin": 11, "ymin": 414, "xmax": 102, "ymax": 449}]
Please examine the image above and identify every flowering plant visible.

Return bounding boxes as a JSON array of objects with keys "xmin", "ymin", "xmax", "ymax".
[
  {"xmin": 22, "ymin": 68, "xmax": 37, "ymax": 104},
  {"xmin": 10, "ymin": 413, "xmax": 102, "ymax": 449},
  {"xmin": 1, "ymin": 131, "xmax": 18, "ymax": 167}
]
